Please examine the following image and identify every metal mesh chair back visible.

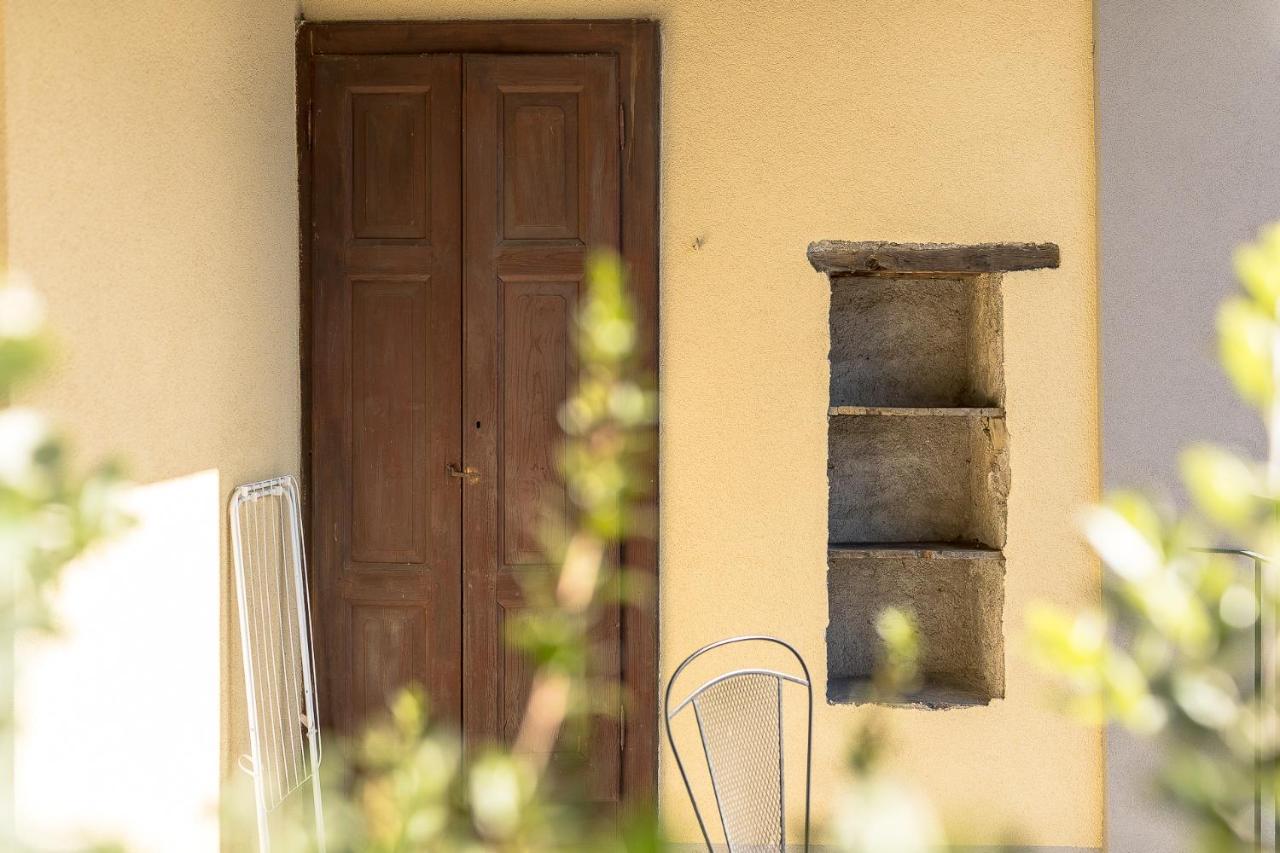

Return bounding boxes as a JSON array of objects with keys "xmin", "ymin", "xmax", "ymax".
[
  {"xmin": 694, "ymin": 672, "xmax": 785, "ymax": 851},
  {"xmin": 230, "ymin": 475, "xmax": 325, "ymax": 852},
  {"xmin": 665, "ymin": 636, "xmax": 812, "ymax": 852}
]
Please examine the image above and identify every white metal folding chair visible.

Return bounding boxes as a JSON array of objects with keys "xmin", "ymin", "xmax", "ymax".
[
  {"xmin": 230, "ymin": 475, "xmax": 326, "ymax": 852},
  {"xmin": 664, "ymin": 636, "xmax": 813, "ymax": 852}
]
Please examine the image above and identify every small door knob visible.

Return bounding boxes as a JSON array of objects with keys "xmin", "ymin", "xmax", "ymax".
[{"xmin": 447, "ymin": 463, "xmax": 480, "ymax": 483}]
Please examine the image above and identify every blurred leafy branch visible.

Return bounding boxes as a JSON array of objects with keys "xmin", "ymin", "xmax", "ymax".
[
  {"xmin": 0, "ymin": 254, "xmax": 657, "ymax": 851},
  {"xmin": 250, "ymin": 250, "xmax": 662, "ymax": 852},
  {"xmin": 830, "ymin": 608, "xmax": 947, "ymax": 853},
  {"xmin": 0, "ymin": 275, "xmax": 132, "ymax": 851},
  {"xmin": 1028, "ymin": 223, "xmax": 1280, "ymax": 851},
  {"xmin": 0, "ymin": 278, "xmax": 131, "ymax": 637}
]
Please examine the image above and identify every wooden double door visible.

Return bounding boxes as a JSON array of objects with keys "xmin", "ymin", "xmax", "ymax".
[{"xmin": 304, "ymin": 29, "xmax": 655, "ymax": 808}]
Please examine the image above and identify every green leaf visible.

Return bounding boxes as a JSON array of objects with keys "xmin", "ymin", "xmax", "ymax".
[
  {"xmin": 1234, "ymin": 222, "xmax": 1280, "ymax": 311},
  {"xmin": 1179, "ymin": 444, "xmax": 1260, "ymax": 529},
  {"xmin": 873, "ymin": 606, "xmax": 921, "ymax": 696},
  {"xmin": 1217, "ymin": 296, "xmax": 1276, "ymax": 409},
  {"xmin": 1080, "ymin": 496, "xmax": 1162, "ymax": 582},
  {"xmin": 1173, "ymin": 669, "xmax": 1240, "ymax": 730}
]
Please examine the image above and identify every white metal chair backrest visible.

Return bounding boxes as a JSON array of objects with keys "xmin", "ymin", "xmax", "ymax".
[
  {"xmin": 664, "ymin": 636, "xmax": 813, "ymax": 852},
  {"xmin": 229, "ymin": 475, "xmax": 325, "ymax": 852}
]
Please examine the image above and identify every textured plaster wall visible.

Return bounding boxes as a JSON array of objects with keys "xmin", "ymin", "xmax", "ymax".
[
  {"xmin": 6, "ymin": 0, "xmax": 298, "ymax": 848},
  {"xmin": 305, "ymin": 0, "xmax": 1102, "ymax": 846}
]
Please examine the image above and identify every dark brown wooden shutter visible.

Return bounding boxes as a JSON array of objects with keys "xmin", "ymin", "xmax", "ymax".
[
  {"xmin": 461, "ymin": 54, "xmax": 622, "ymax": 806},
  {"xmin": 310, "ymin": 55, "xmax": 464, "ymax": 732}
]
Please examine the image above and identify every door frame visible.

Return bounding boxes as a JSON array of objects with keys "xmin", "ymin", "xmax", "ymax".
[{"xmin": 296, "ymin": 19, "xmax": 661, "ymax": 803}]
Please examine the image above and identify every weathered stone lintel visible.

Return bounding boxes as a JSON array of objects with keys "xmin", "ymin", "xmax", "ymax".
[{"xmin": 807, "ymin": 240, "xmax": 1060, "ymax": 277}]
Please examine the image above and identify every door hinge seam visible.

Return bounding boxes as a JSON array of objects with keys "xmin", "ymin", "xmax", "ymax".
[
  {"xmin": 618, "ymin": 102, "xmax": 625, "ymax": 151},
  {"xmin": 306, "ymin": 103, "xmax": 314, "ymax": 150}
]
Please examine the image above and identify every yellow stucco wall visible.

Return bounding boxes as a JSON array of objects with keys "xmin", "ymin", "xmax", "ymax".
[
  {"xmin": 8, "ymin": 0, "xmax": 1100, "ymax": 848},
  {"xmin": 6, "ymin": 1, "xmax": 298, "ymax": 849}
]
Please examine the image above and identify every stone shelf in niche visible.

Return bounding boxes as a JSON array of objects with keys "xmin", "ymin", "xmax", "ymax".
[
  {"xmin": 828, "ymin": 412, "xmax": 1008, "ymax": 548},
  {"xmin": 826, "ymin": 677, "xmax": 994, "ymax": 709},
  {"xmin": 828, "ymin": 406, "xmax": 1004, "ymax": 418},
  {"xmin": 827, "ymin": 542, "xmax": 1001, "ymax": 561},
  {"xmin": 827, "ymin": 273, "xmax": 1005, "ymax": 408},
  {"xmin": 826, "ymin": 546, "xmax": 1005, "ymax": 706}
]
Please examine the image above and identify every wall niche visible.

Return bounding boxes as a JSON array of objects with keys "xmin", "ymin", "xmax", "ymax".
[{"xmin": 809, "ymin": 240, "xmax": 1059, "ymax": 708}]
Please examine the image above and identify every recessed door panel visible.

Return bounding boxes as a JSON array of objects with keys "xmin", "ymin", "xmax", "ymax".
[
  {"xmin": 351, "ymin": 604, "xmax": 428, "ymax": 719},
  {"xmin": 350, "ymin": 276, "xmax": 429, "ymax": 565},
  {"xmin": 500, "ymin": 278, "xmax": 576, "ymax": 565},
  {"xmin": 502, "ymin": 93, "xmax": 581, "ymax": 240},
  {"xmin": 351, "ymin": 90, "xmax": 430, "ymax": 240}
]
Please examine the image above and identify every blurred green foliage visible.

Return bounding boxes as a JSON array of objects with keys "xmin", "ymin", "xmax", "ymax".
[
  {"xmin": 0, "ymin": 277, "xmax": 130, "ymax": 636},
  {"xmin": 1029, "ymin": 223, "xmax": 1280, "ymax": 851},
  {"xmin": 832, "ymin": 608, "xmax": 947, "ymax": 853},
  {"xmin": 0, "ymin": 274, "xmax": 130, "ymax": 851},
  {"xmin": 248, "ymin": 250, "xmax": 661, "ymax": 851}
]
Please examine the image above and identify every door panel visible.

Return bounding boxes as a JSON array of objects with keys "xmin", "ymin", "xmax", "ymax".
[
  {"xmin": 350, "ymin": 91, "xmax": 430, "ymax": 239},
  {"xmin": 349, "ymin": 277, "xmax": 429, "ymax": 564},
  {"xmin": 501, "ymin": 280, "xmax": 574, "ymax": 565},
  {"xmin": 502, "ymin": 93, "xmax": 580, "ymax": 239},
  {"xmin": 351, "ymin": 605, "xmax": 429, "ymax": 721},
  {"xmin": 462, "ymin": 54, "xmax": 622, "ymax": 805},
  {"xmin": 311, "ymin": 54, "xmax": 463, "ymax": 733}
]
